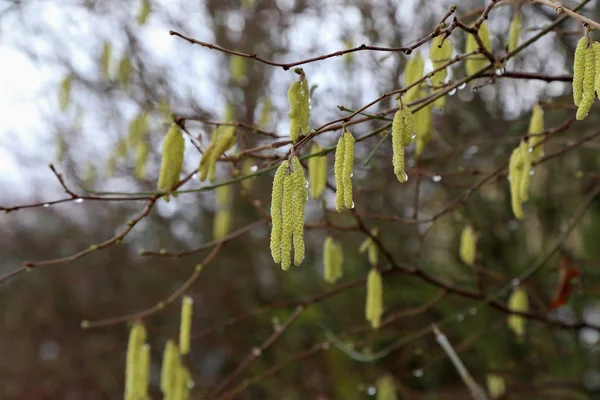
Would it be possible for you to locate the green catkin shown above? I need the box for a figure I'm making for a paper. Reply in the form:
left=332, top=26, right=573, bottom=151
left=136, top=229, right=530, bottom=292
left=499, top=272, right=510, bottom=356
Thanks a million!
left=125, top=322, right=146, bottom=400
left=179, top=296, right=193, bottom=355
left=157, top=124, right=185, bottom=200
left=401, top=104, right=415, bottom=146
left=414, top=99, right=433, bottom=157
left=576, top=42, right=595, bottom=120
left=209, top=126, right=236, bottom=182
left=366, top=268, right=383, bottom=329
left=291, top=156, right=307, bottom=266
left=161, top=340, right=179, bottom=397
left=308, top=143, right=327, bottom=199
left=342, top=130, right=355, bottom=210
left=508, top=286, right=528, bottom=339
left=507, top=12, right=522, bottom=52
left=487, top=374, right=507, bottom=399
left=173, top=365, right=191, bottom=400
left=573, top=37, right=588, bottom=107
left=594, top=42, right=600, bottom=96
left=465, top=21, right=492, bottom=76
left=100, top=42, right=111, bottom=79
left=324, top=236, right=343, bottom=283
left=137, top=0, right=151, bottom=25
left=119, top=56, right=133, bottom=89
left=198, top=127, right=222, bottom=181
left=258, top=96, right=272, bottom=127
left=288, top=75, right=310, bottom=141
left=404, top=53, right=425, bottom=104
left=280, top=173, right=294, bottom=270
left=459, top=225, right=477, bottom=266
left=270, top=161, right=288, bottom=264
left=429, top=36, right=453, bottom=109
left=135, top=142, right=149, bottom=180
left=359, top=229, right=379, bottom=266
left=59, top=75, right=72, bottom=112
left=376, top=375, right=397, bottom=400
left=134, top=344, right=150, bottom=399
left=334, top=133, right=346, bottom=211
left=528, top=104, right=544, bottom=161
left=519, top=140, right=532, bottom=202
left=509, top=146, right=524, bottom=219
left=392, top=112, right=408, bottom=183
left=214, top=185, right=232, bottom=240
left=230, top=55, right=247, bottom=83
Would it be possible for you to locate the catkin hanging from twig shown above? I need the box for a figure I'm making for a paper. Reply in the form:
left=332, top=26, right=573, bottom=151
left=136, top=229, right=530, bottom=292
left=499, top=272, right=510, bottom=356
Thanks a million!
left=158, top=124, right=185, bottom=201
left=323, top=236, right=343, bottom=283
left=508, top=286, right=528, bottom=340
left=308, top=143, right=327, bottom=199
left=125, top=322, right=147, bottom=400
left=334, top=129, right=355, bottom=211
left=465, top=21, right=491, bottom=76
left=179, top=296, right=193, bottom=355
left=288, top=70, right=310, bottom=142
left=459, top=225, right=477, bottom=266
left=366, top=268, right=383, bottom=329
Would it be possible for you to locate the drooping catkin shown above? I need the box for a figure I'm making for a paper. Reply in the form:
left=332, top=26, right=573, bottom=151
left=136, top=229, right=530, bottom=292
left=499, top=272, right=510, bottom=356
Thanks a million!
left=280, top=173, right=294, bottom=270
left=179, top=296, right=193, bottom=355
left=134, top=344, right=150, bottom=399
left=465, top=21, right=491, bottom=76
left=118, top=56, right=132, bottom=89
left=392, top=102, right=412, bottom=183
left=576, top=40, right=596, bottom=120
left=288, top=73, right=310, bottom=141
left=157, top=124, right=185, bottom=200
left=508, top=286, right=528, bottom=340
left=519, top=140, right=532, bottom=202
left=323, top=236, right=343, bottom=283
left=291, top=156, right=307, bottom=266
left=59, top=75, right=72, bottom=112
left=487, top=374, right=506, bottom=399
left=173, top=365, right=191, bottom=400
left=359, top=228, right=379, bottom=267
left=429, top=36, right=453, bottom=109
left=198, top=126, right=237, bottom=182
left=308, top=143, right=327, bottom=199
left=125, top=322, right=147, bottom=400
left=137, top=0, right=151, bottom=25
left=342, top=130, right=355, bottom=209
left=334, top=133, right=346, bottom=211
left=160, top=340, right=179, bottom=397
left=594, top=42, right=600, bottom=96
left=459, top=225, right=477, bottom=266
left=414, top=98, right=433, bottom=157
left=366, top=268, right=383, bottom=329
left=573, top=37, right=588, bottom=107
left=100, top=41, right=111, bottom=79
left=404, top=53, right=425, bottom=104
left=528, top=104, right=544, bottom=161
left=508, top=145, right=524, bottom=220
left=214, top=185, right=232, bottom=240
left=135, top=142, right=149, bottom=180
left=507, top=12, right=522, bottom=52
left=270, top=161, right=289, bottom=264
left=376, top=375, right=397, bottom=400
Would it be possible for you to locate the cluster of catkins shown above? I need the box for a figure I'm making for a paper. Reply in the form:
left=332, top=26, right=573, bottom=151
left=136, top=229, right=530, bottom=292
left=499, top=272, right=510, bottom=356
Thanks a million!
left=573, top=36, right=600, bottom=120
left=124, top=296, right=194, bottom=400
left=269, top=157, right=307, bottom=271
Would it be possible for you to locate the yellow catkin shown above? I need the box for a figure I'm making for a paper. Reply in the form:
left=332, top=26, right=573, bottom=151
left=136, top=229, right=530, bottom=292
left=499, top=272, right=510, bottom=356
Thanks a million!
left=137, top=0, right=151, bottom=25
left=258, top=96, right=272, bottom=127
left=270, top=161, right=289, bottom=264
left=59, top=75, right=72, bottom=112
left=199, top=127, right=221, bottom=181
left=401, top=104, right=415, bottom=147
left=210, top=126, right=236, bottom=182
left=404, top=53, right=425, bottom=104
left=230, top=55, right=247, bottom=83
left=465, top=21, right=491, bottom=76
left=291, top=156, right=307, bottom=266
left=594, top=42, right=600, bottom=96
left=119, top=56, right=132, bottom=89
left=214, top=185, right=232, bottom=240
left=359, top=229, right=379, bottom=266
left=334, top=133, right=346, bottom=211
left=376, top=375, right=397, bottom=400
left=128, top=112, right=148, bottom=147
left=179, top=296, right=193, bottom=355
left=528, top=104, right=544, bottom=161
left=342, top=130, right=355, bottom=210
left=161, top=340, right=179, bottom=397
left=100, top=41, right=111, bottom=79
left=366, top=268, right=383, bottom=329
left=576, top=42, right=595, bottom=120
left=280, top=173, right=294, bottom=270
left=288, top=74, right=310, bottom=141
left=459, top=225, right=477, bottom=266
left=429, top=36, right=453, bottom=108
left=299, top=76, right=310, bottom=134
left=135, top=141, right=149, bottom=180
left=125, top=322, right=147, bottom=400
left=392, top=115, right=408, bottom=183
left=414, top=99, right=433, bottom=157
left=508, top=286, right=528, bottom=339
left=519, top=140, right=532, bottom=202
left=308, top=143, right=327, bottom=199
left=573, top=37, right=588, bottom=106
left=324, top=236, right=343, bottom=283
left=507, top=12, right=522, bottom=52
left=487, top=374, right=506, bottom=399
left=239, top=158, right=256, bottom=192
left=173, top=365, right=191, bottom=400
left=157, top=124, right=185, bottom=200
left=134, top=344, right=150, bottom=399
left=508, top=146, right=524, bottom=219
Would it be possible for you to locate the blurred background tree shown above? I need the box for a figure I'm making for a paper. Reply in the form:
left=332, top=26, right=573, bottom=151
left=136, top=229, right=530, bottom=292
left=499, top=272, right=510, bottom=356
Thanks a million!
left=1, top=0, right=600, bottom=399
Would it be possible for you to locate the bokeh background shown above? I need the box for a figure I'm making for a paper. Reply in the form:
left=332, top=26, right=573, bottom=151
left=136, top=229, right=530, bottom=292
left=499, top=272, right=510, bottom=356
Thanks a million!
left=1, top=0, right=600, bottom=399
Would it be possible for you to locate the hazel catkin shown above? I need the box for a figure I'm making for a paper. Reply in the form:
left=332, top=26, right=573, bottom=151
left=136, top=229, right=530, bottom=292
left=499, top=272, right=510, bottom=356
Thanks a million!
left=280, top=173, right=294, bottom=270
left=528, top=104, right=544, bottom=161
left=404, top=53, right=425, bottom=104
left=576, top=41, right=596, bottom=120
left=459, top=225, right=477, bottom=266
left=125, top=322, right=147, bottom=400
left=308, top=143, right=327, bottom=199
left=160, top=340, right=179, bottom=397
left=573, top=37, right=588, bottom=107
left=508, top=286, right=529, bottom=340
left=288, top=73, right=310, bottom=141
left=157, top=124, right=185, bottom=201
left=334, top=129, right=355, bottom=211
left=291, top=156, right=307, bottom=266
left=465, top=21, right=491, bottom=76
left=179, top=296, right=193, bottom=355
left=366, top=268, right=383, bottom=329
left=270, top=161, right=289, bottom=264
left=507, top=12, right=522, bottom=52
left=323, top=236, right=343, bottom=283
